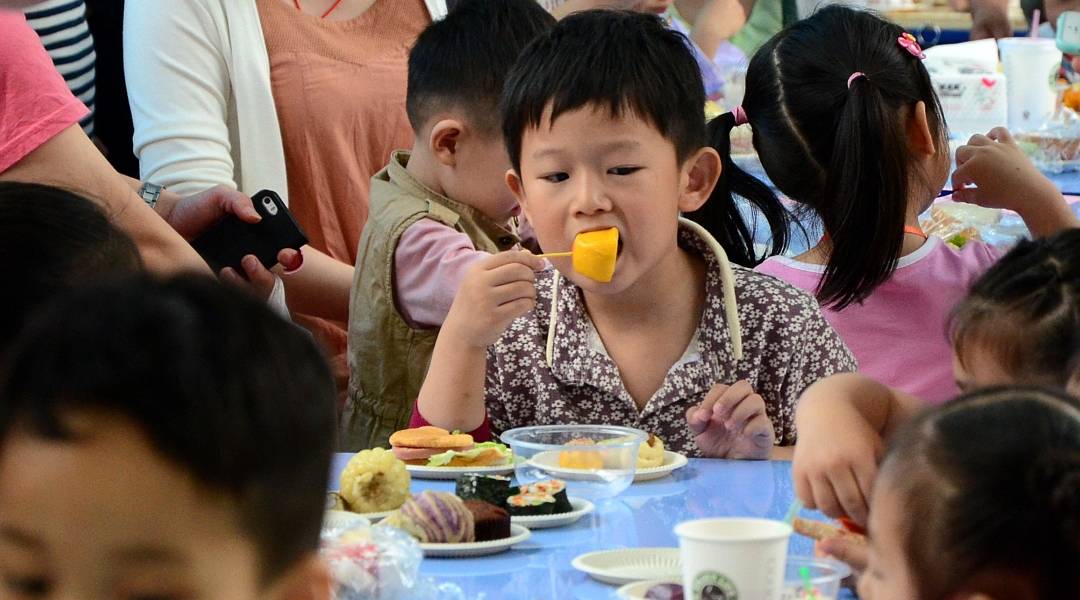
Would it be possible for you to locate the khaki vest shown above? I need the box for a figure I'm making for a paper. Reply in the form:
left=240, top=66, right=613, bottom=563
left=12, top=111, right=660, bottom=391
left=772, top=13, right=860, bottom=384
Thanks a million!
left=341, top=151, right=519, bottom=450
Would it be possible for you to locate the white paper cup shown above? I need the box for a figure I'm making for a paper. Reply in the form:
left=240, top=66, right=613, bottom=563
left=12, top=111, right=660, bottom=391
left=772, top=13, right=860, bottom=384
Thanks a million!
left=998, top=37, right=1062, bottom=132
left=674, top=518, right=791, bottom=600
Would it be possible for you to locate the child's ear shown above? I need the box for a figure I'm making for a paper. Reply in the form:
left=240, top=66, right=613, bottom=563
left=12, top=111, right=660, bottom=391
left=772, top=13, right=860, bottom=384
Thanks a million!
left=677, top=146, right=722, bottom=213
left=429, top=119, right=465, bottom=167
left=506, top=168, right=531, bottom=219
left=907, top=101, right=937, bottom=159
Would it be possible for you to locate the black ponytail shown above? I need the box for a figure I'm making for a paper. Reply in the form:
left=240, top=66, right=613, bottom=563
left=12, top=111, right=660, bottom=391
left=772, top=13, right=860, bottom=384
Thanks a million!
left=684, top=112, right=791, bottom=267
left=743, top=5, right=947, bottom=308
left=817, top=76, right=909, bottom=308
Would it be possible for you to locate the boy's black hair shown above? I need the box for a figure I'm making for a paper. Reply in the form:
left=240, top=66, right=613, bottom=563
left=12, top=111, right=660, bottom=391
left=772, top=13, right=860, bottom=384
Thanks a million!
left=0, top=275, right=337, bottom=584
left=883, top=386, right=1080, bottom=597
left=743, top=5, right=948, bottom=307
left=0, top=181, right=142, bottom=352
left=950, top=228, right=1080, bottom=388
left=407, top=0, right=555, bottom=136
left=501, top=9, right=790, bottom=267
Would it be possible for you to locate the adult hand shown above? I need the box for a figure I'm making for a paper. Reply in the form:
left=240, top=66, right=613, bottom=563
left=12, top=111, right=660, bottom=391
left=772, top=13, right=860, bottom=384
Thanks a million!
left=686, top=380, right=775, bottom=460
left=155, top=185, right=260, bottom=240
left=220, top=250, right=303, bottom=301
left=968, top=0, right=1013, bottom=40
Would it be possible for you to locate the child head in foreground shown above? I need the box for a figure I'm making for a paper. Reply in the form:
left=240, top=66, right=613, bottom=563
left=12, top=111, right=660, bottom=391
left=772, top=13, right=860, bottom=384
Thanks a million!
left=405, top=0, right=555, bottom=224
left=950, top=227, right=1080, bottom=394
left=861, top=386, right=1080, bottom=599
left=0, top=275, right=337, bottom=600
left=0, top=181, right=142, bottom=356
left=501, top=8, right=789, bottom=271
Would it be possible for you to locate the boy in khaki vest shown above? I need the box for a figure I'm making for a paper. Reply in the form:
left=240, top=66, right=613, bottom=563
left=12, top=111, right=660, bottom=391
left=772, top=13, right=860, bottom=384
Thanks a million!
left=342, top=0, right=555, bottom=450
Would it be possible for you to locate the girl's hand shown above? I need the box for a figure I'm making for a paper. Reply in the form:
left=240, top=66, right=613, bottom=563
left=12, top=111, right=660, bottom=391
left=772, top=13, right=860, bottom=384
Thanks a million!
left=818, top=537, right=868, bottom=577
left=442, top=250, right=545, bottom=350
left=686, top=380, right=775, bottom=460
left=792, top=400, right=881, bottom=526
left=951, top=128, right=1062, bottom=214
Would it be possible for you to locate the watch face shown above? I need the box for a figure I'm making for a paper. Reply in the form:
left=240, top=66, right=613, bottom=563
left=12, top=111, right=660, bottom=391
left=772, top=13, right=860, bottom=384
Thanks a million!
left=140, top=183, right=162, bottom=207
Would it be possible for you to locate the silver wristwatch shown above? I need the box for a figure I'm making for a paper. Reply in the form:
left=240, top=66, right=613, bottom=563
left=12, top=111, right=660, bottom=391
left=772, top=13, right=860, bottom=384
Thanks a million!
left=138, top=182, right=165, bottom=209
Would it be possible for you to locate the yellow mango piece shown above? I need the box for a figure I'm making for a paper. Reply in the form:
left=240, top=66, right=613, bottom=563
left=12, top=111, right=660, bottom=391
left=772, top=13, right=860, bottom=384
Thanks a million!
left=572, top=228, right=619, bottom=282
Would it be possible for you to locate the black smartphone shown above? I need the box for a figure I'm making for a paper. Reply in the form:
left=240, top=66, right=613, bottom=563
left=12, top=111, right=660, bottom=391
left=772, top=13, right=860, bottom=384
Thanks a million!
left=191, top=189, right=308, bottom=274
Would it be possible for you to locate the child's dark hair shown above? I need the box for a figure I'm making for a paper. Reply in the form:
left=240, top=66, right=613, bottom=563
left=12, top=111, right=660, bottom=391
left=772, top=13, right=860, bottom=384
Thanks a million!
left=881, top=386, right=1080, bottom=597
left=501, top=9, right=790, bottom=267
left=743, top=6, right=947, bottom=307
left=0, top=275, right=337, bottom=584
left=0, top=181, right=142, bottom=351
left=406, top=0, right=555, bottom=136
left=950, top=229, right=1080, bottom=389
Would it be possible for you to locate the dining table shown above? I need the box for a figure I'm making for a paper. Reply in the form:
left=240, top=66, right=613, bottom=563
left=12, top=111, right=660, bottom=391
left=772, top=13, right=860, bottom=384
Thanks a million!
left=329, top=453, right=855, bottom=600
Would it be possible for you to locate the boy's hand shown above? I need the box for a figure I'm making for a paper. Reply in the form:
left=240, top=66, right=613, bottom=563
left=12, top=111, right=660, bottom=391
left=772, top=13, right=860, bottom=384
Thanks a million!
left=792, top=403, right=881, bottom=525
left=686, top=380, right=775, bottom=460
left=442, top=250, right=545, bottom=350
left=951, top=127, right=1061, bottom=213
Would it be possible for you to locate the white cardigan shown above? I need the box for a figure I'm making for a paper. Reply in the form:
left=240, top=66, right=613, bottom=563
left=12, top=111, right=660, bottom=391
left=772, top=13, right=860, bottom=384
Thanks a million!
left=124, top=0, right=448, bottom=203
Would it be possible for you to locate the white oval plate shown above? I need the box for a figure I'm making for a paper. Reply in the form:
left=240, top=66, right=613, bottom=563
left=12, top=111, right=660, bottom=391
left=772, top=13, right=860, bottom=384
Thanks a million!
left=511, top=497, right=594, bottom=529
left=405, top=463, right=515, bottom=480
left=617, top=578, right=682, bottom=600
left=527, top=451, right=688, bottom=482
left=571, top=547, right=682, bottom=585
left=420, top=523, right=531, bottom=557
left=633, top=451, right=689, bottom=482
left=325, top=491, right=400, bottom=522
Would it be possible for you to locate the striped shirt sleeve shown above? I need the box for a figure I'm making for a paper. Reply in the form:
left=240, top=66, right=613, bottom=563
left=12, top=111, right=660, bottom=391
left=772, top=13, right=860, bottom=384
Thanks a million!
left=23, top=0, right=95, bottom=135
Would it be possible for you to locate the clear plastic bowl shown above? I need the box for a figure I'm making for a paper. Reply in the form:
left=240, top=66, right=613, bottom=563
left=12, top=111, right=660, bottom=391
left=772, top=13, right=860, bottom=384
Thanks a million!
left=500, top=425, right=647, bottom=500
left=780, top=556, right=851, bottom=600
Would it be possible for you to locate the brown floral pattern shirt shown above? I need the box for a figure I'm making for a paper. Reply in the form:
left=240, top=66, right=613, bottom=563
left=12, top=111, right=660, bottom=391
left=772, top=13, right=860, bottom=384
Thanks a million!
left=484, top=225, right=857, bottom=456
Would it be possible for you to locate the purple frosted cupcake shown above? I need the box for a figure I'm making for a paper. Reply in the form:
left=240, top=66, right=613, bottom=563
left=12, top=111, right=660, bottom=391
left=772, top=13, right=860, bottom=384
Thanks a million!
left=387, top=491, right=475, bottom=543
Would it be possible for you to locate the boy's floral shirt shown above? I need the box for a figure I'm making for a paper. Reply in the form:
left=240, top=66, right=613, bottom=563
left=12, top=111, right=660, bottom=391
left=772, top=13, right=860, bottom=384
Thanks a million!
left=484, top=225, right=857, bottom=456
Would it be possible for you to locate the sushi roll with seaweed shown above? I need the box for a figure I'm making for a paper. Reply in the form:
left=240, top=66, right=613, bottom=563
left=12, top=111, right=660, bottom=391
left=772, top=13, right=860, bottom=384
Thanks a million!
left=520, top=479, right=571, bottom=514
left=506, top=492, right=556, bottom=516
left=456, top=473, right=513, bottom=507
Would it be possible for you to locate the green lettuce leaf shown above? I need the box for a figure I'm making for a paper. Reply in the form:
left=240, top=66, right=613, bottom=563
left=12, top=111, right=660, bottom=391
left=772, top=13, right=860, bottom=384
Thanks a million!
left=425, top=442, right=511, bottom=467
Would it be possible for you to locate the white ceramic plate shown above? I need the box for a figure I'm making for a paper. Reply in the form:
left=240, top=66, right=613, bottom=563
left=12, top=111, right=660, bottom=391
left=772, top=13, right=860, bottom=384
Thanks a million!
left=617, top=578, right=682, bottom=600
left=527, top=451, right=688, bottom=483
left=405, top=463, right=515, bottom=480
left=322, top=510, right=371, bottom=532
left=511, top=497, right=594, bottom=529
left=571, top=548, right=682, bottom=585
left=633, top=451, right=689, bottom=482
left=419, top=523, right=531, bottom=557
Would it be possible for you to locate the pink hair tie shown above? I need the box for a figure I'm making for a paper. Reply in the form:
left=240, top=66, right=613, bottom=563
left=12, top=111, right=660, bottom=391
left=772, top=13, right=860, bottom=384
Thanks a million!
left=732, top=105, right=748, bottom=126
left=847, top=72, right=867, bottom=89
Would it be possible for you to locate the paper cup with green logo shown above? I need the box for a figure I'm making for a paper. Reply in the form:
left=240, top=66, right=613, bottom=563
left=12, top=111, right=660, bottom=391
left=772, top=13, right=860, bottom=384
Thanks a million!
left=674, top=518, right=791, bottom=600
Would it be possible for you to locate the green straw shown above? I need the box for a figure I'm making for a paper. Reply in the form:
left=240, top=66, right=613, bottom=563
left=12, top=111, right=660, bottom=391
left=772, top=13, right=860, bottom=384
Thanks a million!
left=799, top=565, right=817, bottom=600
left=784, top=498, right=803, bottom=525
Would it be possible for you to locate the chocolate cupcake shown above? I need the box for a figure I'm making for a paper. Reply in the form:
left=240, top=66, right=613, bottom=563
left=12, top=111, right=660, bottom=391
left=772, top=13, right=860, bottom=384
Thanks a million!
left=463, top=499, right=511, bottom=541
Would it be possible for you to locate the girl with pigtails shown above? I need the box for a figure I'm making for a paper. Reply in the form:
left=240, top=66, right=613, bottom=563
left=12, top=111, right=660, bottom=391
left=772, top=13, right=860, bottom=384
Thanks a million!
left=734, top=6, right=1077, bottom=403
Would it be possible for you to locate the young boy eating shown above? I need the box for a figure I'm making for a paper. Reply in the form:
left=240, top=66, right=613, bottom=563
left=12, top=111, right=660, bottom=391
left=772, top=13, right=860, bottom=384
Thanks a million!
left=0, top=275, right=337, bottom=599
left=343, top=0, right=556, bottom=451
left=415, top=10, right=856, bottom=458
